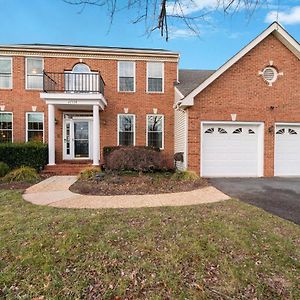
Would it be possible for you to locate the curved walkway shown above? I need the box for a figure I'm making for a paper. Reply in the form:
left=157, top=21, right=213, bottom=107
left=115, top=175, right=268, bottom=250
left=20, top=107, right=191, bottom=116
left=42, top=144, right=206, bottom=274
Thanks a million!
left=23, top=176, right=230, bottom=209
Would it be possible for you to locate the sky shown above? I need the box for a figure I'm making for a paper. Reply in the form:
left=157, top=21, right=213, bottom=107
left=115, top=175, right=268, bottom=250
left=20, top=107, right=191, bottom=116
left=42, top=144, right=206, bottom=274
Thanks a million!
left=0, top=0, right=300, bottom=70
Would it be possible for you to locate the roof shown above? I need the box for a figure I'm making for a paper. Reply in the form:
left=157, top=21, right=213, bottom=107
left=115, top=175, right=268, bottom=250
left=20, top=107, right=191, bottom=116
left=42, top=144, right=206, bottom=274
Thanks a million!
left=0, top=43, right=179, bottom=57
left=176, top=69, right=215, bottom=96
left=179, top=22, right=300, bottom=108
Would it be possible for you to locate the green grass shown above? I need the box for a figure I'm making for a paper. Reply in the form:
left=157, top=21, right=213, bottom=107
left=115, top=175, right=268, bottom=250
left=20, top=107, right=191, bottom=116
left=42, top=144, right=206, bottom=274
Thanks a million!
left=0, top=190, right=299, bottom=299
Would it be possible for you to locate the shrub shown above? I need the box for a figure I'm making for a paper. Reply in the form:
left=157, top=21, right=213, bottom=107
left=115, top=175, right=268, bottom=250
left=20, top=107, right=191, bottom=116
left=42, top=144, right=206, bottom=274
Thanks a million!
left=171, top=170, right=199, bottom=181
left=105, top=146, right=167, bottom=172
left=0, top=162, right=10, bottom=177
left=103, top=146, right=121, bottom=163
left=79, top=166, right=101, bottom=180
left=0, top=142, right=48, bottom=171
left=103, top=146, right=160, bottom=165
left=3, top=166, right=40, bottom=183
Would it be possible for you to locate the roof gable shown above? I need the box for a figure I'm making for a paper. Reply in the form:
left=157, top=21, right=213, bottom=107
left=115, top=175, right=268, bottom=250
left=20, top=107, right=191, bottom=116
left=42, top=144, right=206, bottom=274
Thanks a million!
left=180, top=22, right=300, bottom=108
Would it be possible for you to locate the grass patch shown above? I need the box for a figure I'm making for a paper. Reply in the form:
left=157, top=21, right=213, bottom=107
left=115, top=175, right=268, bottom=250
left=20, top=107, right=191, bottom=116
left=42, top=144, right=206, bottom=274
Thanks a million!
left=0, top=191, right=299, bottom=299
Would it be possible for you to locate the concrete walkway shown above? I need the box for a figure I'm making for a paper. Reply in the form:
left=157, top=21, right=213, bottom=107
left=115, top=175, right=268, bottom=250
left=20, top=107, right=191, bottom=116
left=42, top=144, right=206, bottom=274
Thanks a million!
left=23, top=176, right=230, bottom=209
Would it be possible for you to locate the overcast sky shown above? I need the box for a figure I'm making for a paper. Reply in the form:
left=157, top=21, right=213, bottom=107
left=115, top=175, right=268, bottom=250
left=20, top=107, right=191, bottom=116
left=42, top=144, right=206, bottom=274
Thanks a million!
left=0, top=0, right=300, bottom=69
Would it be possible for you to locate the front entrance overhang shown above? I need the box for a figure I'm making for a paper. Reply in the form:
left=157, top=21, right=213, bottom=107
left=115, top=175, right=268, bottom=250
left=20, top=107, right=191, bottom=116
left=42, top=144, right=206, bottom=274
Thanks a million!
left=40, top=92, right=107, bottom=110
left=40, top=92, right=104, bottom=166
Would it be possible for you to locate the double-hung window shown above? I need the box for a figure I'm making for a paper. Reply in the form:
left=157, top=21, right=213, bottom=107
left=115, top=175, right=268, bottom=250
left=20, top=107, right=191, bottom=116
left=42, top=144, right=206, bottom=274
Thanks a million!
left=118, top=61, right=135, bottom=92
left=0, top=112, right=13, bottom=143
left=26, top=112, right=44, bottom=142
left=0, top=57, right=12, bottom=89
left=147, top=115, right=164, bottom=149
left=147, top=62, right=164, bottom=93
left=118, top=114, right=135, bottom=146
left=26, top=57, right=44, bottom=90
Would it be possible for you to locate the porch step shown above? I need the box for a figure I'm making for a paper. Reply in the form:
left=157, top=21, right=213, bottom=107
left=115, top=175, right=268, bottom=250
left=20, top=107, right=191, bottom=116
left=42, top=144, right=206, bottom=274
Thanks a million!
left=41, top=163, right=93, bottom=175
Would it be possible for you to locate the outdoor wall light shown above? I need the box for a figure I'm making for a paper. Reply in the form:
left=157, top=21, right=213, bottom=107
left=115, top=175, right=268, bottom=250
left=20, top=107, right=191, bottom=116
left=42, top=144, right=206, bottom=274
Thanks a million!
left=0, top=105, right=5, bottom=111
left=124, top=108, right=129, bottom=114
left=268, top=125, right=274, bottom=133
left=32, top=106, right=37, bottom=112
left=153, top=108, right=158, bottom=114
left=231, top=113, right=237, bottom=121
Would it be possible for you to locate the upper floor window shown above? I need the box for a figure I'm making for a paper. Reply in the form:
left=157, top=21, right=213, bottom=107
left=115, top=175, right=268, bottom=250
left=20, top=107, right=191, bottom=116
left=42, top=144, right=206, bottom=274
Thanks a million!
left=73, top=63, right=90, bottom=73
left=0, top=57, right=12, bottom=89
left=147, top=62, right=164, bottom=93
left=0, top=112, right=13, bottom=143
left=26, top=57, right=44, bottom=90
left=26, top=112, right=44, bottom=142
left=147, top=115, right=164, bottom=149
left=118, top=114, right=135, bottom=146
left=118, top=61, right=135, bottom=92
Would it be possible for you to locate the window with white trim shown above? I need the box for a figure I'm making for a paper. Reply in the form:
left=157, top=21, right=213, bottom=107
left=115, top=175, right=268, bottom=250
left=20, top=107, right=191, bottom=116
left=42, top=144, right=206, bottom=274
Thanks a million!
left=0, top=112, right=12, bottom=143
left=147, top=115, right=164, bottom=149
left=0, top=57, right=12, bottom=89
left=118, top=114, right=135, bottom=146
left=118, top=61, right=135, bottom=92
left=147, top=62, right=163, bottom=92
left=26, top=112, right=44, bottom=142
left=26, top=57, right=44, bottom=90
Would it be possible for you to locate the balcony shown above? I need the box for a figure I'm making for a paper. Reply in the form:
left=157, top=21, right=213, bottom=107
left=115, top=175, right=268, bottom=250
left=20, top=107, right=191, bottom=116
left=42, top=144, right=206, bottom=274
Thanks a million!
left=43, top=71, right=105, bottom=95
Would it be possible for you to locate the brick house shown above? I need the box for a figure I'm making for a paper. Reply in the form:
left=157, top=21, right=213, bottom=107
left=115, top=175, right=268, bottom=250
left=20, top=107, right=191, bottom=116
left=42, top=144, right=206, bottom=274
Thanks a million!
left=1, top=22, right=300, bottom=177
left=0, top=44, right=178, bottom=173
left=175, top=22, right=300, bottom=177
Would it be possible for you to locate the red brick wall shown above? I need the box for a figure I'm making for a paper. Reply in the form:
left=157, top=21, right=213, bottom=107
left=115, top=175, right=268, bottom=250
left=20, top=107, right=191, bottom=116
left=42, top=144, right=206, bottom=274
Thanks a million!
left=188, top=34, right=300, bottom=176
left=0, top=55, right=177, bottom=165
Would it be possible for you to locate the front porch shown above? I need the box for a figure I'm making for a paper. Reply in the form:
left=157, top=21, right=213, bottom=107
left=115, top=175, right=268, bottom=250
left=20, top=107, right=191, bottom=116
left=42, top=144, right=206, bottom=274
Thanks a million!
left=40, top=71, right=107, bottom=167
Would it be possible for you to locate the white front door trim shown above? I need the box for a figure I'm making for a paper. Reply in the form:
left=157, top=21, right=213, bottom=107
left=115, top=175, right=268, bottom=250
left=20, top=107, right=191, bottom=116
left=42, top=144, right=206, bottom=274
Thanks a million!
left=200, top=121, right=264, bottom=177
left=63, top=114, right=93, bottom=161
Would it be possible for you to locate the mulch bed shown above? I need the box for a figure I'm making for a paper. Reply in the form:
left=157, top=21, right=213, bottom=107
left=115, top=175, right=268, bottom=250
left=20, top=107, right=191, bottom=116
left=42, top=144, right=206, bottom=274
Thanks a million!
left=0, top=175, right=50, bottom=191
left=70, top=172, right=208, bottom=196
left=0, top=182, right=33, bottom=190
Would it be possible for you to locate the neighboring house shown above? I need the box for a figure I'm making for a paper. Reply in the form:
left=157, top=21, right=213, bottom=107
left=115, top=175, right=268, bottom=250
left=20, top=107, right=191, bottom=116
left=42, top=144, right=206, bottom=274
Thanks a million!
left=1, top=22, right=300, bottom=177
left=175, top=22, right=300, bottom=177
left=0, top=44, right=179, bottom=172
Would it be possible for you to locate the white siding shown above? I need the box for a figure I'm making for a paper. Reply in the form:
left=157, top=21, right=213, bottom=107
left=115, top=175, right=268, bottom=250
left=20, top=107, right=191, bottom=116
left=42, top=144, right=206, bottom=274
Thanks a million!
left=174, top=108, right=187, bottom=171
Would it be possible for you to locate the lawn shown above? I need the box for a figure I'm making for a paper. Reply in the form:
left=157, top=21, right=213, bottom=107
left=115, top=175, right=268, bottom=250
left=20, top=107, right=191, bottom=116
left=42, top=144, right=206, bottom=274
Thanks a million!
left=0, top=190, right=299, bottom=299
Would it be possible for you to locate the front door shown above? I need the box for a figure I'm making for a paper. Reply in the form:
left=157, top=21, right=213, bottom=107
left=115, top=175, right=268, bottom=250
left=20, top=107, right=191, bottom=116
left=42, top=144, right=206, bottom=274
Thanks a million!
left=74, top=121, right=89, bottom=158
left=63, top=116, right=93, bottom=160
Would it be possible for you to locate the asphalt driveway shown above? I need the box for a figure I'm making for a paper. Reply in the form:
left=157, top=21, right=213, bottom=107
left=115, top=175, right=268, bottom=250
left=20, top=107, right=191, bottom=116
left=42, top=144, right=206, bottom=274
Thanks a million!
left=210, top=178, right=300, bottom=225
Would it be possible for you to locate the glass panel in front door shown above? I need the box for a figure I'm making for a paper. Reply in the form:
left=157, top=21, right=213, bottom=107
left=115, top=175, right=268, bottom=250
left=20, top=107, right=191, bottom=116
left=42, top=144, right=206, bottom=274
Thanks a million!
left=74, top=121, right=89, bottom=158
left=65, top=122, right=70, bottom=155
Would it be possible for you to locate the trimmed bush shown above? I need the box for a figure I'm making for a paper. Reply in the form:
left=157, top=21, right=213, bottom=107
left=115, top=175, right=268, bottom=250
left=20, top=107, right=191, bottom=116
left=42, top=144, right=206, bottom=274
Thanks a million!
left=171, top=170, right=199, bottom=181
left=0, top=162, right=10, bottom=177
left=105, top=146, right=167, bottom=172
left=3, top=166, right=40, bottom=183
left=103, top=146, right=160, bottom=165
left=79, top=167, right=101, bottom=180
left=0, top=142, right=48, bottom=171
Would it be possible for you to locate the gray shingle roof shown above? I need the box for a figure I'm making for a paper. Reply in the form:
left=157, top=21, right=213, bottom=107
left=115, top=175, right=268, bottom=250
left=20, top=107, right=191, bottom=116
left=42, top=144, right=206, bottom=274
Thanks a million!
left=176, top=69, right=215, bottom=97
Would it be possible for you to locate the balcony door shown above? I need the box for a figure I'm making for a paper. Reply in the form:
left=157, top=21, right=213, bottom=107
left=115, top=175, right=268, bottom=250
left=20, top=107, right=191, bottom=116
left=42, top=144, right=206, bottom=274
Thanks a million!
left=63, top=114, right=93, bottom=160
left=64, top=63, right=99, bottom=93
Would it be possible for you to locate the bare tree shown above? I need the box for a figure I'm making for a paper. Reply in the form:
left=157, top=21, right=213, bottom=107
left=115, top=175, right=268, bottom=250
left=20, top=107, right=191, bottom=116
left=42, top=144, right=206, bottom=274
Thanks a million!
left=63, top=0, right=265, bottom=41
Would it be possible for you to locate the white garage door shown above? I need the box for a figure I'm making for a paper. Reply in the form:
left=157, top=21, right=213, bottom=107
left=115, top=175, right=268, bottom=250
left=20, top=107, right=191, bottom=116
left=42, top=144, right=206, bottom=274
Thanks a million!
left=201, top=123, right=263, bottom=177
left=275, top=124, right=300, bottom=176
